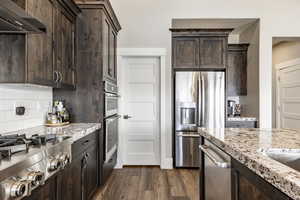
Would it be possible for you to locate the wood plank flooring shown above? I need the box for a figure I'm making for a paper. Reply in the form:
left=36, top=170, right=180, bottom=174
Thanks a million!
left=93, top=167, right=199, bottom=200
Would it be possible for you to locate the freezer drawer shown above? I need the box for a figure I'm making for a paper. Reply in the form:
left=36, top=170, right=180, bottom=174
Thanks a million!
left=175, top=132, right=200, bottom=168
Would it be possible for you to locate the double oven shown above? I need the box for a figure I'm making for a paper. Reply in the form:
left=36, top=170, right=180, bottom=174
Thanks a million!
left=103, top=81, right=120, bottom=183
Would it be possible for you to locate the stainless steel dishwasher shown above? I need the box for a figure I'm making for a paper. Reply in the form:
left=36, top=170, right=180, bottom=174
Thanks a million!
left=199, top=139, right=231, bottom=200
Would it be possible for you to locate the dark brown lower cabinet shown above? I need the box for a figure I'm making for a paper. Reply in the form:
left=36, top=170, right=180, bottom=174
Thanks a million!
left=25, top=132, right=99, bottom=200
left=23, top=174, right=57, bottom=200
left=231, top=159, right=291, bottom=200
left=61, top=135, right=98, bottom=200
left=85, top=145, right=98, bottom=200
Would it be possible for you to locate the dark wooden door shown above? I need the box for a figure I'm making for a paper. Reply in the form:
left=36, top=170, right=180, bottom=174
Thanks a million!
left=60, top=165, right=73, bottom=200
left=102, top=14, right=111, bottom=81
left=86, top=145, right=98, bottom=200
left=199, top=37, right=227, bottom=69
left=173, top=37, right=200, bottom=69
left=60, top=10, right=75, bottom=88
left=227, top=44, right=249, bottom=96
left=54, top=2, right=76, bottom=89
left=26, top=0, right=54, bottom=86
left=71, top=154, right=84, bottom=200
left=109, top=29, right=117, bottom=82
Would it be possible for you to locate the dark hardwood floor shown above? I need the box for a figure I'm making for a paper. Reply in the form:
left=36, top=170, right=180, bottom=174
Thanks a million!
left=93, top=167, right=199, bottom=200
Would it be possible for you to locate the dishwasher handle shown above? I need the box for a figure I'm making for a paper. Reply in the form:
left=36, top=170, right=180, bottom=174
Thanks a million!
left=199, top=145, right=230, bottom=168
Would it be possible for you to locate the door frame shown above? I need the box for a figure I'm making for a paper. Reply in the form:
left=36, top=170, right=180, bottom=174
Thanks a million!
left=275, top=57, right=300, bottom=128
left=116, top=48, right=171, bottom=169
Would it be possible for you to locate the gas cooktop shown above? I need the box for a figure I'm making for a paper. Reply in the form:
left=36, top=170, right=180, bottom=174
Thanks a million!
left=0, top=133, right=72, bottom=200
left=0, top=133, right=71, bottom=161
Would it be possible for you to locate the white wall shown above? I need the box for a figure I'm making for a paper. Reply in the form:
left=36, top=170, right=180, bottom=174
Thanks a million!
left=110, top=0, right=300, bottom=158
left=239, top=22, right=260, bottom=120
left=0, top=85, right=52, bottom=133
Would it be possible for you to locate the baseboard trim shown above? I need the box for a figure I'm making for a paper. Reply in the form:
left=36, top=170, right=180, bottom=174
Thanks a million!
left=160, top=158, right=173, bottom=169
left=114, top=160, right=123, bottom=169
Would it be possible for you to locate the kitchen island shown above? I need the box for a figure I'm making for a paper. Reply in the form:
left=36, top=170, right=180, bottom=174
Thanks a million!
left=199, top=128, right=300, bottom=200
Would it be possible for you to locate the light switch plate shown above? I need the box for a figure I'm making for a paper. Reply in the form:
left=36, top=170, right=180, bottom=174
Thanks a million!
left=16, top=106, right=26, bottom=116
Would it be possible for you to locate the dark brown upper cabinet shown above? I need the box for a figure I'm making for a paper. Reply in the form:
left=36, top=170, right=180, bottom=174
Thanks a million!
left=0, top=0, right=80, bottom=89
left=53, top=0, right=80, bottom=89
left=171, top=29, right=233, bottom=70
left=76, top=0, right=121, bottom=84
left=227, top=44, right=249, bottom=96
left=199, top=37, right=227, bottom=69
left=172, top=37, right=200, bottom=68
left=102, top=13, right=118, bottom=82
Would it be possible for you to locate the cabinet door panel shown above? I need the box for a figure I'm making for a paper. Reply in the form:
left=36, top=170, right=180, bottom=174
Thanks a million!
left=199, top=37, right=227, bottom=68
left=227, top=44, right=249, bottom=96
left=54, top=3, right=76, bottom=89
left=227, top=50, right=247, bottom=96
left=103, top=16, right=110, bottom=80
left=60, top=12, right=75, bottom=87
left=173, top=38, right=199, bottom=68
left=61, top=166, right=73, bottom=200
left=86, top=145, right=98, bottom=199
left=109, top=29, right=117, bottom=81
left=71, top=155, right=83, bottom=200
left=27, top=0, right=54, bottom=86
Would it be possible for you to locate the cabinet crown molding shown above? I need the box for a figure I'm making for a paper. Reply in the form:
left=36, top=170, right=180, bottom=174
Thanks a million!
left=228, top=43, right=250, bottom=51
left=75, top=0, right=121, bottom=32
left=170, top=28, right=233, bottom=37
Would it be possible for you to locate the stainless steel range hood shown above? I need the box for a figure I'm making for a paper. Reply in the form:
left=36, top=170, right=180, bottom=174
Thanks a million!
left=0, top=0, right=46, bottom=33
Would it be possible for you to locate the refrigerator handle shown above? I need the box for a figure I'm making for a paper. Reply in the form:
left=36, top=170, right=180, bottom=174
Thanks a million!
left=201, top=75, right=206, bottom=127
left=198, top=75, right=201, bottom=127
left=198, top=74, right=203, bottom=127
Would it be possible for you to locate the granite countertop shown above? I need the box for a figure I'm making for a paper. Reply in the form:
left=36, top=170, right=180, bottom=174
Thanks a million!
left=198, top=128, right=300, bottom=200
left=2, top=123, right=102, bottom=142
left=227, top=117, right=257, bottom=121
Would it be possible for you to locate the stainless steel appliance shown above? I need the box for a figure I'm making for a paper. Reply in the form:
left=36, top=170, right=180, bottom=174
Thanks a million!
left=200, top=139, right=231, bottom=200
left=227, top=100, right=236, bottom=117
left=104, top=81, right=119, bottom=118
left=0, top=0, right=46, bottom=33
left=175, top=71, right=225, bottom=168
left=104, top=115, right=120, bottom=164
left=0, top=134, right=72, bottom=200
left=103, top=81, right=120, bottom=183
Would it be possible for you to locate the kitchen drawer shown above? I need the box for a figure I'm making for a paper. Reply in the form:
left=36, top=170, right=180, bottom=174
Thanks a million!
left=226, top=121, right=257, bottom=128
left=72, top=131, right=98, bottom=157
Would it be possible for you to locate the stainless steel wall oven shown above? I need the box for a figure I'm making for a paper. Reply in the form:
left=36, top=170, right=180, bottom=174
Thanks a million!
left=103, top=81, right=120, bottom=183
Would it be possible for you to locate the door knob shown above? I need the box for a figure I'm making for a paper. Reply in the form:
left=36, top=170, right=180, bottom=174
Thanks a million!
left=123, top=115, right=132, bottom=119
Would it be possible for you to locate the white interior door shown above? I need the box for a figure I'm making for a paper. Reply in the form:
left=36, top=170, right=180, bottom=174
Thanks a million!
left=121, top=57, right=160, bottom=165
left=277, top=64, right=300, bottom=128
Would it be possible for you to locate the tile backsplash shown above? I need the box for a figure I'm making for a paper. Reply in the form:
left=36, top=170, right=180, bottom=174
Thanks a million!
left=0, top=85, right=52, bottom=133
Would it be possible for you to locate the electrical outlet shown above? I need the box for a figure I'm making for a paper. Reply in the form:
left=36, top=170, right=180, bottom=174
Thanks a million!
left=16, top=106, right=26, bottom=116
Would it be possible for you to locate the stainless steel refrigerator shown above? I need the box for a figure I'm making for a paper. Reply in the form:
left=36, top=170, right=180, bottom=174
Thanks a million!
left=175, top=71, right=225, bottom=168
